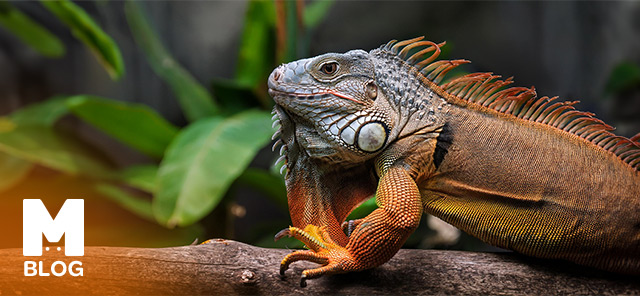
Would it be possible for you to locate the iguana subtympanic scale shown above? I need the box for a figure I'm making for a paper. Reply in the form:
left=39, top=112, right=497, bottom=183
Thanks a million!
left=267, top=36, right=640, bottom=286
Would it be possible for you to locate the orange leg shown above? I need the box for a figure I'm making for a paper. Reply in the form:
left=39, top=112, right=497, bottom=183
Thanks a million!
left=276, top=167, right=423, bottom=286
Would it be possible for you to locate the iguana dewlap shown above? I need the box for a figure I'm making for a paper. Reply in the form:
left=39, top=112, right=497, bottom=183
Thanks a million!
left=267, top=37, right=640, bottom=286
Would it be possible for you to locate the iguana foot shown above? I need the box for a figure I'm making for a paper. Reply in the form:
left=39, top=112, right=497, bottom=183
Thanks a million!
left=274, top=225, right=357, bottom=287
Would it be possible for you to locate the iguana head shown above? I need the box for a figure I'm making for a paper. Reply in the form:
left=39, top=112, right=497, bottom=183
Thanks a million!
left=268, top=38, right=449, bottom=244
left=268, top=50, right=395, bottom=164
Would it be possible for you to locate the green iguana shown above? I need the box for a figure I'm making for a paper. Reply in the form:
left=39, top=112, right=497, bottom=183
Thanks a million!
left=267, top=36, right=640, bottom=286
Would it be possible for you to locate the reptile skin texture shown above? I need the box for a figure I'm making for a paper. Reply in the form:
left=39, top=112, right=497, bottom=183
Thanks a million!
left=268, top=37, right=640, bottom=285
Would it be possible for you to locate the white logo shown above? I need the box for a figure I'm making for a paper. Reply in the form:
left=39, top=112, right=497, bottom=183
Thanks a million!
left=23, top=199, right=84, bottom=277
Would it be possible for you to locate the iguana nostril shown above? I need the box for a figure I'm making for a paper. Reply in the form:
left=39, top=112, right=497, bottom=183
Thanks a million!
left=268, top=67, right=285, bottom=90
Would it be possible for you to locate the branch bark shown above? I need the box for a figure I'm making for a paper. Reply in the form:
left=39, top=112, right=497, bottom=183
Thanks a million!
left=1, top=240, right=638, bottom=295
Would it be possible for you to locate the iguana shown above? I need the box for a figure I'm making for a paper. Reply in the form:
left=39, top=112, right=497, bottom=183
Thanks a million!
left=267, top=36, right=640, bottom=286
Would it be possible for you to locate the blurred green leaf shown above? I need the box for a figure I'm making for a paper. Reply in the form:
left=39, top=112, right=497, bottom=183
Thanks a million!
left=10, top=96, right=70, bottom=126
left=235, top=0, right=275, bottom=88
left=66, top=95, right=178, bottom=158
left=154, top=110, right=274, bottom=227
left=119, top=164, right=157, bottom=193
left=41, top=0, right=124, bottom=79
left=211, top=79, right=269, bottom=114
left=605, top=62, right=640, bottom=94
left=0, top=1, right=65, bottom=57
left=0, top=123, right=113, bottom=178
left=281, top=0, right=298, bottom=63
left=96, top=183, right=154, bottom=221
left=236, top=167, right=287, bottom=211
left=0, top=97, right=113, bottom=179
left=0, top=151, right=32, bottom=192
left=125, top=1, right=218, bottom=121
left=346, top=197, right=377, bottom=221
left=303, top=0, right=334, bottom=29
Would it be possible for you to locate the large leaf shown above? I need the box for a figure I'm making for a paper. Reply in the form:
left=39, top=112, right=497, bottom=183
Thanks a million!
left=154, top=110, right=274, bottom=227
left=0, top=97, right=112, bottom=179
left=96, top=183, right=153, bottom=221
left=0, top=151, right=32, bottom=192
left=66, top=95, right=178, bottom=158
left=10, top=96, right=70, bottom=126
left=235, top=0, right=275, bottom=88
left=0, top=97, right=113, bottom=182
left=0, top=1, right=65, bottom=57
left=0, top=123, right=113, bottom=178
left=119, top=164, right=157, bottom=193
left=124, top=1, right=218, bottom=121
left=41, top=0, right=124, bottom=80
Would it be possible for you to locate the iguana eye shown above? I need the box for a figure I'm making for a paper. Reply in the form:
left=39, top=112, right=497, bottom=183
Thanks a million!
left=320, top=62, right=338, bottom=75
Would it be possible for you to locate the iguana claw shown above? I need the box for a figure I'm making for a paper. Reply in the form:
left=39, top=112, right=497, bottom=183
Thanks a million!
left=341, top=219, right=364, bottom=237
left=273, top=228, right=291, bottom=242
left=274, top=225, right=356, bottom=287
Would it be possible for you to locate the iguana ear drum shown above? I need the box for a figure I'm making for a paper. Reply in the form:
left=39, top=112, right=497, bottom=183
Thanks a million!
left=366, top=81, right=377, bottom=100
left=356, top=122, right=388, bottom=152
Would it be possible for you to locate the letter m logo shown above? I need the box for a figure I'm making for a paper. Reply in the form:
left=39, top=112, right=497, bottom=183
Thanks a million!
left=23, top=199, right=84, bottom=256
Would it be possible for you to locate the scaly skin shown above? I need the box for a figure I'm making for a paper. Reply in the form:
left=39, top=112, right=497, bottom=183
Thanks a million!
left=267, top=37, right=640, bottom=285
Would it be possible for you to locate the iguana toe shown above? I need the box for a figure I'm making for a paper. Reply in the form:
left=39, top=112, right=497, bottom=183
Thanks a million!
left=275, top=225, right=358, bottom=286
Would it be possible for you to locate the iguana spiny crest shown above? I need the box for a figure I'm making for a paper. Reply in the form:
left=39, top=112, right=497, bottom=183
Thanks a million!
left=270, top=36, right=640, bottom=174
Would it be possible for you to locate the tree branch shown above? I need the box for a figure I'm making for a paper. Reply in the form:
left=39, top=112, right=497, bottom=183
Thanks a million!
left=1, top=240, right=638, bottom=295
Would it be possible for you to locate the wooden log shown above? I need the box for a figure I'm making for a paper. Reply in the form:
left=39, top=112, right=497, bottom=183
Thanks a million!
left=0, top=239, right=638, bottom=295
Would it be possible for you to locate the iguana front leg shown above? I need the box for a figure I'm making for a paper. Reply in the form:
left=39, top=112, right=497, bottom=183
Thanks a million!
left=277, top=166, right=423, bottom=286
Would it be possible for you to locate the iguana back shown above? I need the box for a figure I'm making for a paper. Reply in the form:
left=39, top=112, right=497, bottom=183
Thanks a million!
left=268, top=37, right=640, bottom=284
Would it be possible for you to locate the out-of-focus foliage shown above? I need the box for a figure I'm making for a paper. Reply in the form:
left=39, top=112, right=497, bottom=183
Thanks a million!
left=0, top=1, right=65, bottom=57
left=96, top=183, right=154, bottom=221
left=235, top=0, right=276, bottom=89
left=605, top=62, right=640, bottom=95
left=0, top=152, right=32, bottom=192
left=303, top=0, right=335, bottom=29
left=154, top=111, right=273, bottom=227
left=118, top=165, right=158, bottom=193
left=41, top=0, right=124, bottom=80
left=0, top=97, right=114, bottom=178
left=0, top=0, right=339, bottom=247
left=67, top=95, right=179, bottom=159
left=237, top=167, right=288, bottom=211
left=124, top=1, right=218, bottom=121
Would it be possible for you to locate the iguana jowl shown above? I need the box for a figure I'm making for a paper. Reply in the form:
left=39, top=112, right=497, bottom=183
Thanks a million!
left=267, top=36, right=640, bottom=285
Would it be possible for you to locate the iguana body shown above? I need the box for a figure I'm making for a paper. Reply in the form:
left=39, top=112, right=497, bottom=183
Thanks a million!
left=267, top=37, right=640, bottom=285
